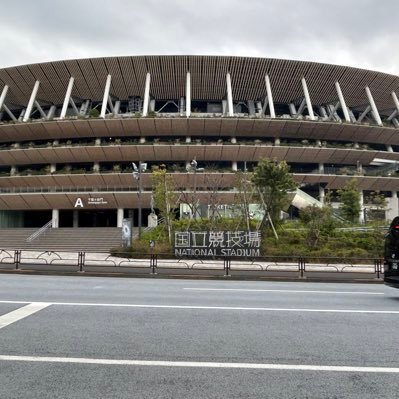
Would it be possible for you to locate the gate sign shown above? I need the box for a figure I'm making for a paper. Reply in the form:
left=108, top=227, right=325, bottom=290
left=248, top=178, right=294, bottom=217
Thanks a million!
left=122, top=218, right=132, bottom=247
left=174, top=231, right=261, bottom=257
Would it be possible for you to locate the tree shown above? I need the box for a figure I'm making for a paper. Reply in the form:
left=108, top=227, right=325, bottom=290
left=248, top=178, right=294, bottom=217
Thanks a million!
left=364, top=191, right=388, bottom=221
left=300, top=205, right=337, bottom=248
left=337, top=179, right=361, bottom=223
left=151, top=168, right=177, bottom=244
left=233, top=170, right=256, bottom=231
left=203, top=174, right=225, bottom=228
left=252, top=158, right=298, bottom=228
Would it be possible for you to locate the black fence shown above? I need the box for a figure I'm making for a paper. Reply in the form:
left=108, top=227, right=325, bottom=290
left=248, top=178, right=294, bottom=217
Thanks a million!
left=0, top=249, right=384, bottom=280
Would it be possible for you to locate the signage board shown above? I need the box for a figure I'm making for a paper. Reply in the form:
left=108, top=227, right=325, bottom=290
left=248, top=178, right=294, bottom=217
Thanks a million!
left=122, top=218, right=132, bottom=247
left=174, top=231, right=261, bottom=257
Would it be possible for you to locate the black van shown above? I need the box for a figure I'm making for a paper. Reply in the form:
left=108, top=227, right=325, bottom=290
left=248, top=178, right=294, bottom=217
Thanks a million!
left=384, top=216, right=399, bottom=288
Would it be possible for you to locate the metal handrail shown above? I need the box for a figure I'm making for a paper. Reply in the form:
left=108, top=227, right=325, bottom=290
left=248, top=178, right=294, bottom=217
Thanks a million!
left=26, top=220, right=53, bottom=243
left=144, top=216, right=166, bottom=232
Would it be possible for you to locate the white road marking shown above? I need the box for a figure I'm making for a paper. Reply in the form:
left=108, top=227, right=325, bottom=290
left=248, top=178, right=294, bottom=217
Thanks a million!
left=0, top=303, right=50, bottom=330
left=183, top=288, right=384, bottom=295
left=0, top=355, right=398, bottom=373
left=0, top=300, right=398, bottom=314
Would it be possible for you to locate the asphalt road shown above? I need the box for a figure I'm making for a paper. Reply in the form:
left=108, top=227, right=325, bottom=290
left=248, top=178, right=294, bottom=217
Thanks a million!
left=0, top=275, right=399, bottom=398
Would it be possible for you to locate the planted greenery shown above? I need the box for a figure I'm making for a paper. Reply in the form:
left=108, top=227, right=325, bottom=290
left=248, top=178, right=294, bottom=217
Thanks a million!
left=110, top=217, right=385, bottom=260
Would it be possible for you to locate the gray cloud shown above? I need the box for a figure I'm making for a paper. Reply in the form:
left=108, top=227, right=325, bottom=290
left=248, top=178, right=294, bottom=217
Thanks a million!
left=1, top=0, right=398, bottom=75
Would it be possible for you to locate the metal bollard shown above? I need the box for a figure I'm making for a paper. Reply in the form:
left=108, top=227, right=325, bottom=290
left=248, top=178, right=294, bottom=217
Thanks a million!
left=78, top=251, right=85, bottom=272
left=150, top=254, right=157, bottom=274
left=224, top=256, right=231, bottom=276
left=14, top=250, right=21, bottom=270
left=298, top=257, right=305, bottom=278
left=374, top=258, right=382, bottom=279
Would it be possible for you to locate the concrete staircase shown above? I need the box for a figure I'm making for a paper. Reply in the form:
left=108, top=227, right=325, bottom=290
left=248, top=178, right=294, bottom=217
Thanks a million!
left=0, top=228, right=122, bottom=252
left=0, top=228, right=37, bottom=250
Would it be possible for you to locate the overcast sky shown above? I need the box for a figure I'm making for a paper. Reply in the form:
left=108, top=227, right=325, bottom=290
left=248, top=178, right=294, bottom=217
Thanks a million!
left=1, top=0, right=398, bottom=75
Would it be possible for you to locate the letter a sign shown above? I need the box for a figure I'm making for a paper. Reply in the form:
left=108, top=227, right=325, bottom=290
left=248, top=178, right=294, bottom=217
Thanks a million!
left=74, top=198, right=84, bottom=208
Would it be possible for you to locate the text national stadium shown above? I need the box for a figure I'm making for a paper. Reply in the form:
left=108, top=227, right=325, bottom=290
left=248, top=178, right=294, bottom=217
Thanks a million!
left=0, top=55, right=399, bottom=234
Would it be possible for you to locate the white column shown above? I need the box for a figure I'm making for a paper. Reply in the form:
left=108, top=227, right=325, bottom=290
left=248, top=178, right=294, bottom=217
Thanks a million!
left=319, top=186, right=325, bottom=204
left=3, top=105, right=17, bottom=122
left=117, top=208, right=124, bottom=228
left=265, top=75, right=276, bottom=118
left=50, top=164, right=56, bottom=174
left=392, top=91, right=399, bottom=114
left=359, top=191, right=365, bottom=223
left=247, top=100, right=256, bottom=116
left=389, top=191, right=399, bottom=221
left=365, top=86, right=382, bottom=126
left=60, top=77, right=74, bottom=119
left=69, top=98, right=79, bottom=115
left=256, top=101, right=262, bottom=115
left=296, top=98, right=307, bottom=116
left=388, top=110, right=398, bottom=121
left=319, top=106, right=328, bottom=119
left=387, top=145, right=393, bottom=152
left=335, top=81, right=350, bottom=123
left=226, top=72, right=234, bottom=117
left=107, top=96, right=115, bottom=114
left=114, top=100, right=121, bottom=115
left=186, top=72, right=191, bottom=117
left=179, top=97, right=185, bottom=115
left=301, top=77, right=314, bottom=120
left=358, top=105, right=371, bottom=123
left=18, top=109, right=26, bottom=122
left=232, top=161, right=238, bottom=171
left=274, top=138, right=280, bottom=146
left=10, top=166, right=17, bottom=176
left=261, top=97, right=269, bottom=116
left=34, top=101, right=47, bottom=118
left=52, top=209, right=59, bottom=228
left=73, top=210, right=79, bottom=228
left=142, top=72, right=151, bottom=117
left=0, top=85, right=9, bottom=112
left=318, top=163, right=324, bottom=173
left=288, top=103, right=297, bottom=117
left=93, top=162, right=100, bottom=173
left=47, top=105, right=56, bottom=120
left=222, top=100, right=227, bottom=115
left=23, top=80, right=40, bottom=122
left=100, top=74, right=112, bottom=119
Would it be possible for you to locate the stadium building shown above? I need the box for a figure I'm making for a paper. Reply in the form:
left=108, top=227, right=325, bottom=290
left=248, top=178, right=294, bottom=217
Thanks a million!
left=0, top=55, right=399, bottom=242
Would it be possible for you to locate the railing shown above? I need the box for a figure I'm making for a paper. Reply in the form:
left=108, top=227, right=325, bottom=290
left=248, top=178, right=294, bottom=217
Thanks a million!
left=0, top=185, right=236, bottom=194
left=0, top=249, right=384, bottom=280
left=143, top=216, right=165, bottom=233
left=25, top=220, right=53, bottom=243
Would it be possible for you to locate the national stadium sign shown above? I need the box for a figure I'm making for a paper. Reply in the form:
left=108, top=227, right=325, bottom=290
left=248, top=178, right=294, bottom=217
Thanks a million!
left=174, top=231, right=261, bottom=257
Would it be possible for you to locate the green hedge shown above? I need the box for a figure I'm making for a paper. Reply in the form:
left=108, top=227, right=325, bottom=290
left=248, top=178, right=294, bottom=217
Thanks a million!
left=110, top=219, right=385, bottom=260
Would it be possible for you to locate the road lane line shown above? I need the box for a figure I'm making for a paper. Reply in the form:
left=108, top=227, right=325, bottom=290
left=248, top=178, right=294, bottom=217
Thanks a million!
left=0, top=303, right=50, bottom=330
left=183, top=288, right=385, bottom=295
left=0, top=300, right=399, bottom=314
left=0, top=355, right=399, bottom=373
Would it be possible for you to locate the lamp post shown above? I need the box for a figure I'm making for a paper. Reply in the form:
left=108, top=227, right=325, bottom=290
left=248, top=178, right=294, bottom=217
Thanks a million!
left=132, top=161, right=147, bottom=239
left=186, top=159, right=204, bottom=219
left=191, top=159, right=197, bottom=219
